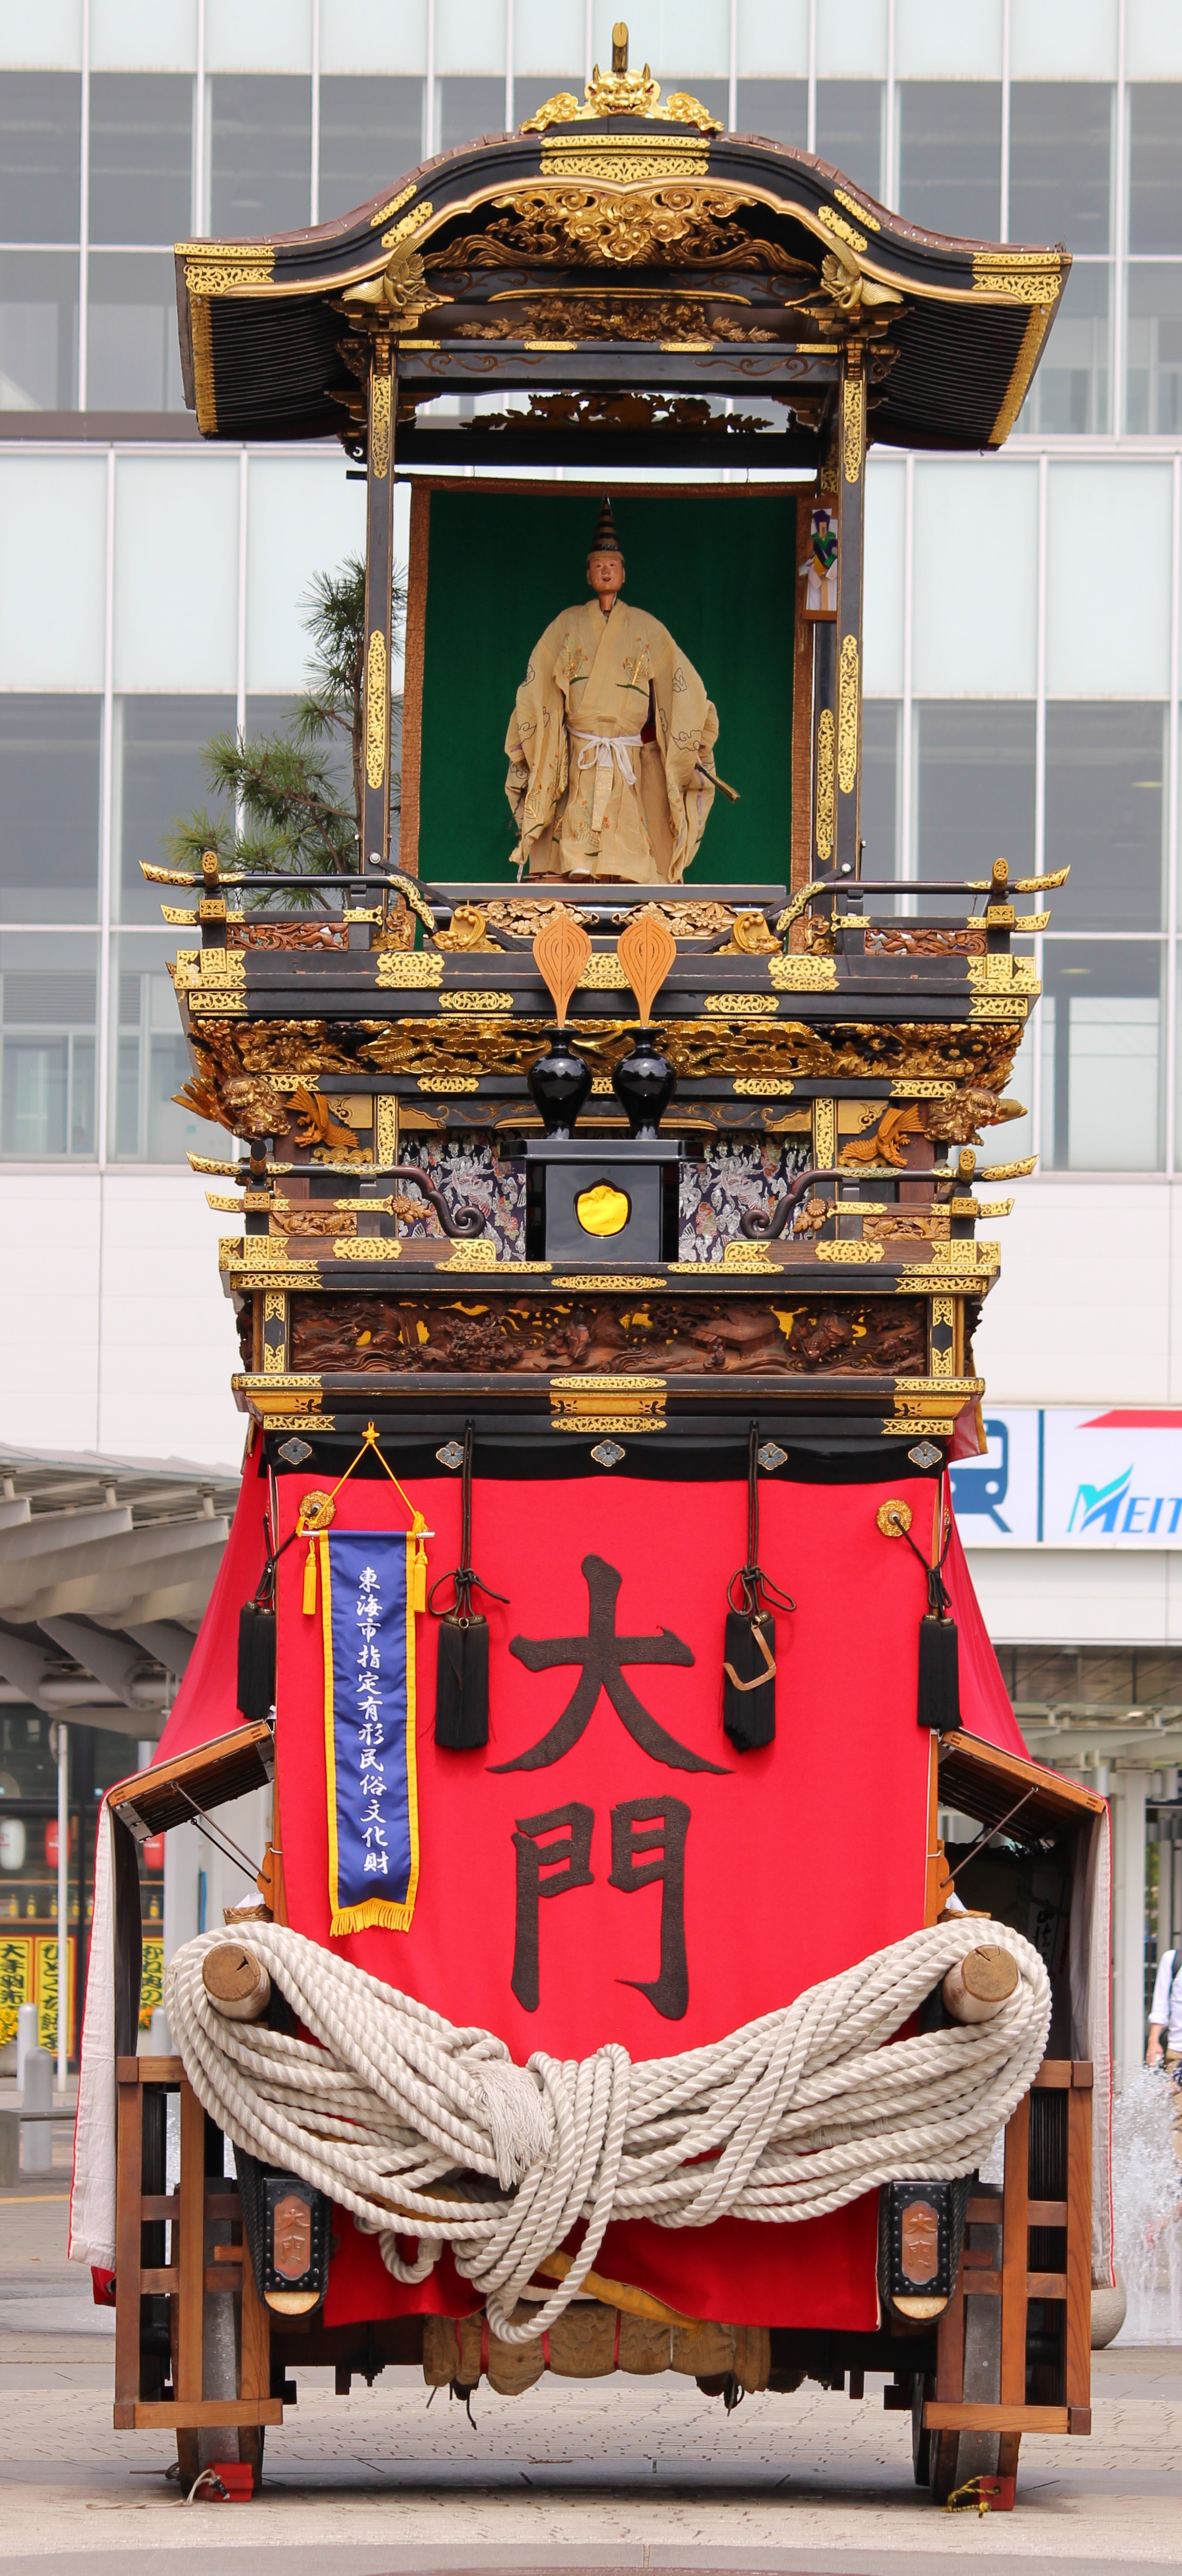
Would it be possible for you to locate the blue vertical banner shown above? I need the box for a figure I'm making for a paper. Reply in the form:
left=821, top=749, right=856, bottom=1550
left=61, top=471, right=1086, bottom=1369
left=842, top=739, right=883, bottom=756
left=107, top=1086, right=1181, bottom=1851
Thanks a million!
left=319, top=1531, right=419, bottom=1935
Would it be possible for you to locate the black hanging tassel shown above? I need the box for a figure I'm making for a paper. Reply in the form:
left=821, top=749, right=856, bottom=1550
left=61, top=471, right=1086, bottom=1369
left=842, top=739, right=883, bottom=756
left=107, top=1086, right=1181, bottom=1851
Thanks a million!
left=723, top=1427, right=795, bottom=1752
left=917, top=1611, right=959, bottom=1733
left=435, top=1616, right=491, bottom=1749
left=237, top=1602, right=276, bottom=1721
left=896, top=1492, right=961, bottom=1734
left=429, top=1423, right=507, bottom=1750
left=236, top=1504, right=299, bottom=1723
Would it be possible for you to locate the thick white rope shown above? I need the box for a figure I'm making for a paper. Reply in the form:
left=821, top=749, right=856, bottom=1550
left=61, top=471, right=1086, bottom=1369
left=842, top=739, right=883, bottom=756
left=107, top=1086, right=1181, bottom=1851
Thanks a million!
left=164, top=1917, right=1050, bottom=2344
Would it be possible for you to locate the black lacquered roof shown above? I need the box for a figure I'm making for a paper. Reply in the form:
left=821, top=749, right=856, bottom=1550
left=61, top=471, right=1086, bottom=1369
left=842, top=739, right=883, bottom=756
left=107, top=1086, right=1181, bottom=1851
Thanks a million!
left=174, top=116, right=1066, bottom=460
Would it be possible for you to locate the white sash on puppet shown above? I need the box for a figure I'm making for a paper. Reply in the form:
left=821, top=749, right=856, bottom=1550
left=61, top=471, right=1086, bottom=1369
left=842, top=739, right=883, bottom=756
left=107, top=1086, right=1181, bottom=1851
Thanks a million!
left=571, top=729, right=644, bottom=834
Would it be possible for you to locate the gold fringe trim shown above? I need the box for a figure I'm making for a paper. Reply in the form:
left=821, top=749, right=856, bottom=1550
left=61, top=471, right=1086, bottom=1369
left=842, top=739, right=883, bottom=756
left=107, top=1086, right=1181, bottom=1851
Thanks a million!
left=330, top=1897, right=416, bottom=1936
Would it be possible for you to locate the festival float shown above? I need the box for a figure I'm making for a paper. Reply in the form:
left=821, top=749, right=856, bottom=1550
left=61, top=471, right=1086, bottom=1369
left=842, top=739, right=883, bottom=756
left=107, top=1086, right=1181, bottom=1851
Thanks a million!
left=68, top=32, right=1112, bottom=2511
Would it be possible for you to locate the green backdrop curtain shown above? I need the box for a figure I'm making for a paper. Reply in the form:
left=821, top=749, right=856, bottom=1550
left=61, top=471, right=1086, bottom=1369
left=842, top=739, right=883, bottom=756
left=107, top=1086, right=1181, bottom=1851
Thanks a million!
left=412, top=484, right=798, bottom=886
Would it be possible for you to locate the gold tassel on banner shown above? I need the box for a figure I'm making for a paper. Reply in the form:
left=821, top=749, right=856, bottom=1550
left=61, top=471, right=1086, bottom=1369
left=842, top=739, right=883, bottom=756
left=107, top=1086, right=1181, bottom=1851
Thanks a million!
left=296, top=1490, right=338, bottom=1614
left=409, top=1519, right=429, bottom=1614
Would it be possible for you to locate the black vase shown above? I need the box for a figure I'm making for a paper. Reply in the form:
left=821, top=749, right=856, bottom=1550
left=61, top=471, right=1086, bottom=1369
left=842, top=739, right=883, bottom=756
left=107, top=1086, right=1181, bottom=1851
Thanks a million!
left=528, top=1027, right=591, bottom=1137
left=612, top=1028, right=677, bottom=1138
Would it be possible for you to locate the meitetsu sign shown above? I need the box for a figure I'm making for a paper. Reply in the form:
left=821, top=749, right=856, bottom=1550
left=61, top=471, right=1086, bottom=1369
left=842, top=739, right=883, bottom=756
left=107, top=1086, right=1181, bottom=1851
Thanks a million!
left=953, top=1411, right=1182, bottom=1546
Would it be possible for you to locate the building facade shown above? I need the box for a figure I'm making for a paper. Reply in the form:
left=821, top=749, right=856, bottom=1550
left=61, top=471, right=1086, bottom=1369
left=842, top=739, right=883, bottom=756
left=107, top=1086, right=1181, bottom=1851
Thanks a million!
left=2, top=0, right=1181, bottom=2070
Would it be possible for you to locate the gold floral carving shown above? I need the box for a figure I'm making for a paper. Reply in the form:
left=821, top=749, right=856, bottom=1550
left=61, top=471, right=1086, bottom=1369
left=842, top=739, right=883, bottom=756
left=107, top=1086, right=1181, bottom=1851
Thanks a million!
left=843, top=374, right=866, bottom=483
left=704, top=992, right=778, bottom=1014
left=375, top=949, right=443, bottom=987
left=180, top=246, right=275, bottom=295
left=445, top=185, right=759, bottom=271
left=437, top=991, right=515, bottom=1013
left=416, top=1074, right=480, bottom=1092
left=539, top=142, right=710, bottom=180
left=968, top=955, right=1038, bottom=990
left=732, top=1078, right=794, bottom=1096
left=370, top=184, right=415, bottom=229
left=365, top=629, right=388, bottom=789
left=837, top=633, right=860, bottom=795
left=970, top=997, right=1030, bottom=1021
left=815, top=1239, right=884, bottom=1263
left=375, top=1097, right=399, bottom=1164
left=379, top=200, right=434, bottom=250
left=834, top=188, right=880, bottom=232
left=262, top=1289, right=287, bottom=1374
left=553, top=1411, right=663, bottom=1432
left=931, top=1293, right=956, bottom=1377
left=819, top=205, right=868, bottom=255
left=769, top=956, right=838, bottom=991
left=720, top=1241, right=778, bottom=1273
left=813, top=1100, right=836, bottom=1166
left=333, top=1238, right=402, bottom=1260
left=814, top=708, right=835, bottom=863
left=369, top=369, right=392, bottom=478
left=972, top=249, right=1061, bottom=306
left=577, top=953, right=630, bottom=990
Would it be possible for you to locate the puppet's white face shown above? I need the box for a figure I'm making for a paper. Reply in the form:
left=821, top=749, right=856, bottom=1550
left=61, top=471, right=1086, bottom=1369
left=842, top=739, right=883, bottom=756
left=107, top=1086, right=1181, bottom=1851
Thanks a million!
left=587, top=552, right=626, bottom=607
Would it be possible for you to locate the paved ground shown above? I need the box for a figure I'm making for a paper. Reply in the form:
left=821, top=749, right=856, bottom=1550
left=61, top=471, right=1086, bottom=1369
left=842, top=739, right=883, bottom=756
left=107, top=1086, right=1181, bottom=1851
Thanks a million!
left=2, top=2186, right=1180, bottom=2576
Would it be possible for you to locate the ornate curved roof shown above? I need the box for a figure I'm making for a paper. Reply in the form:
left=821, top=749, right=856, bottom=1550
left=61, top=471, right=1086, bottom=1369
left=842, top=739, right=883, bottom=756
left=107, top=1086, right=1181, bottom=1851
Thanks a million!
left=173, top=76, right=1066, bottom=466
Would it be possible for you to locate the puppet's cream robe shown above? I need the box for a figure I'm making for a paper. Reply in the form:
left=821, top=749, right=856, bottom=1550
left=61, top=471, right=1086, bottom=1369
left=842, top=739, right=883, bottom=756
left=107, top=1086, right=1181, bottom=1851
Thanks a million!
left=505, top=597, right=719, bottom=881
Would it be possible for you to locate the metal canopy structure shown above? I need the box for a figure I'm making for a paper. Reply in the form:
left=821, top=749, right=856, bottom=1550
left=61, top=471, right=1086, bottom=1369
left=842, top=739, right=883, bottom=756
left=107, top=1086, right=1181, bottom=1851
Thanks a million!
left=0, top=1447, right=237, bottom=1737
left=173, top=79, right=1065, bottom=467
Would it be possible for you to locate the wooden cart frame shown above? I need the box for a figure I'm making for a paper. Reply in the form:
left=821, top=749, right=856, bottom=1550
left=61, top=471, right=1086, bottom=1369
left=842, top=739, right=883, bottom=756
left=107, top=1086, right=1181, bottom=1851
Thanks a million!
left=105, top=1721, right=1103, bottom=2505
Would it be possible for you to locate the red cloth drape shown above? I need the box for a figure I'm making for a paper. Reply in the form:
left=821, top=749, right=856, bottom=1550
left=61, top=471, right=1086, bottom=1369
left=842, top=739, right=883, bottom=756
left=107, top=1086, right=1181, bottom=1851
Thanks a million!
left=154, top=1445, right=267, bottom=1763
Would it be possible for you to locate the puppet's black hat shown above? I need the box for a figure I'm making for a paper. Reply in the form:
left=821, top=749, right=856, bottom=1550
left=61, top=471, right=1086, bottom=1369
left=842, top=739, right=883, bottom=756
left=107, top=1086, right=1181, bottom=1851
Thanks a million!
left=588, top=495, right=622, bottom=558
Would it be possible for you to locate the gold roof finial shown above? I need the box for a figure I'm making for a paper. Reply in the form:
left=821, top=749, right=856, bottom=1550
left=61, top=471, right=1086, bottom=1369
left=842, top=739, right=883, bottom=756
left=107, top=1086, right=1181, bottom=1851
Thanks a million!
left=520, top=18, right=722, bottom=134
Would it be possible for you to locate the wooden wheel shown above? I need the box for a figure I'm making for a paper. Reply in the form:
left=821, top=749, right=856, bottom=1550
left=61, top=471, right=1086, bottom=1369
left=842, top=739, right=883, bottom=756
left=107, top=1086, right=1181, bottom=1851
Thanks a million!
left=929, top=2428, right=963, bottom=2504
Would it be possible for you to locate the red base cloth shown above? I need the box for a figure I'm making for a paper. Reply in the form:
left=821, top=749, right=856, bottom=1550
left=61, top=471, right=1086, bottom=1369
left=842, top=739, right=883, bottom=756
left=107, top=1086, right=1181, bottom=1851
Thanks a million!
left=256, top=1464, right=1024, bottom=2334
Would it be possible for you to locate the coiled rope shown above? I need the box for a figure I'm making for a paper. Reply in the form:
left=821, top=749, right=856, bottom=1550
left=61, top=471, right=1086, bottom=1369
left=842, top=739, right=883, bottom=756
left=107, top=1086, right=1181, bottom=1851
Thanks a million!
left=165, top=1917, right=1050, bottom=2345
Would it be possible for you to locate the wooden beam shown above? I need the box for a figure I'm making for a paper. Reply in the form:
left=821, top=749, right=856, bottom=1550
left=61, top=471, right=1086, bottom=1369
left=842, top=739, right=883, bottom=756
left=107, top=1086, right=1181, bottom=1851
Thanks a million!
left=925, top=2402, right=1068, bottom=2433
left=115, top=2399, right=284, bottom=2431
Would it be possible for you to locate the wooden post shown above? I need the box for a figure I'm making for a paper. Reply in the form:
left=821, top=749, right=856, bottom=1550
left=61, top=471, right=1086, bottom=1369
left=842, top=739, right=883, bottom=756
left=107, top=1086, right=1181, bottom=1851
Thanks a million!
left=1000, top=2088, right=1031, bottom=2409
left=833, top=340, right=866, bottom=886
left=114, top=2068, right=144, bottom=2406
left=1065, top=2064, right=1093, bottom=2432
left=362, top=335, right=397, bottom=873
left=176, top=2078, right=206, bottom=2406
